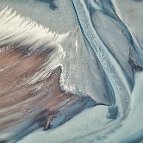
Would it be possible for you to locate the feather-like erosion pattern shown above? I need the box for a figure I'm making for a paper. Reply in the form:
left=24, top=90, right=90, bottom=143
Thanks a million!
left=0, top=7, right=96, bottom=142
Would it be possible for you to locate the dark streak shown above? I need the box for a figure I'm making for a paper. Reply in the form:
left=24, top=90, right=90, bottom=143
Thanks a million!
left=0, top=141, right=7, bottom=143
left=129, top=58, right=143, bottom=71
left=37, top=0, right=57, bottom=10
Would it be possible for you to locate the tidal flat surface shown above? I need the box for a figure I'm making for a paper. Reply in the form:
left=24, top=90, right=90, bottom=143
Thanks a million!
left=0, top=0, right=143, bottom=143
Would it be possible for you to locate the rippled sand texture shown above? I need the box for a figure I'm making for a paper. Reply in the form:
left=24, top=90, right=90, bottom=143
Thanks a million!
left=0, top=0, right=143, bottom=143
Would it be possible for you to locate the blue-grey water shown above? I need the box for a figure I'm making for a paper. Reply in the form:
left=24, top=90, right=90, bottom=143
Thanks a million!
left=0, top=0, right=143, bottom=143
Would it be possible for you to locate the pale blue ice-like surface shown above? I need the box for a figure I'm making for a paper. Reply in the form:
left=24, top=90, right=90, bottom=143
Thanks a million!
left=0, top=0, right=143, bottom=142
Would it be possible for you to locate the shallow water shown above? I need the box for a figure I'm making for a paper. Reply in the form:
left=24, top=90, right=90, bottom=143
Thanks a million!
left=0, top=0, right=143, bottom=143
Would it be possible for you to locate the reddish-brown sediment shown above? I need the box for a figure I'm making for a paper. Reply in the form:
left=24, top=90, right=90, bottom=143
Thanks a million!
left=0, top=45, right=96, bottom=140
